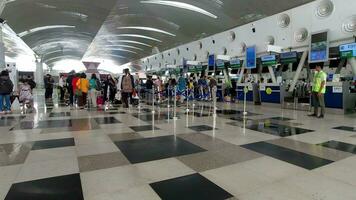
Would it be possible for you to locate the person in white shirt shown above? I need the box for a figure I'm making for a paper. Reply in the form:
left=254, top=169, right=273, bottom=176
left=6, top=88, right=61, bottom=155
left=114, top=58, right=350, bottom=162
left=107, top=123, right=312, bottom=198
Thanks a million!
left=59, top=75, right=65, bottom=102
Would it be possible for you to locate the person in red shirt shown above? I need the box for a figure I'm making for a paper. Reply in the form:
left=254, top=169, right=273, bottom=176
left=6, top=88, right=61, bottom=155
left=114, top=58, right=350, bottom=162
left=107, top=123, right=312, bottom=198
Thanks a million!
left=71, top=74, right=80, bottom=106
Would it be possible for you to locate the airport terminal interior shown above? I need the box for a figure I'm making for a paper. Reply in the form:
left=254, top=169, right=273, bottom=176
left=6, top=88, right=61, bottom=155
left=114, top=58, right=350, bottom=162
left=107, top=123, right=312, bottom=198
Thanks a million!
left=1, top=0, right=356, bottom=199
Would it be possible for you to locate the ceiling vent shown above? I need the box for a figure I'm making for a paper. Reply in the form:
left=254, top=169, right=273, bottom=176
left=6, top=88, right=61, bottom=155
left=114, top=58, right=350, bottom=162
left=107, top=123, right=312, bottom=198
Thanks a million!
left=229, top=31, right=236, bottom=41
left=315, top=0, right=334, bottom=18
left=294, top=28, right=308, bottom=42
left=277, top=14, right=290, bottom=28
left=266, top=36, right=275, bottom=45
left=342, top=15, right=356, bottom=33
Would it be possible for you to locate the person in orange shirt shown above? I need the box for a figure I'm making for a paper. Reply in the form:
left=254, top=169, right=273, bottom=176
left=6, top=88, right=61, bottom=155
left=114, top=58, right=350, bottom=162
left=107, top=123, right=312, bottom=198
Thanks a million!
left=76, top=73, right=89, bottom=109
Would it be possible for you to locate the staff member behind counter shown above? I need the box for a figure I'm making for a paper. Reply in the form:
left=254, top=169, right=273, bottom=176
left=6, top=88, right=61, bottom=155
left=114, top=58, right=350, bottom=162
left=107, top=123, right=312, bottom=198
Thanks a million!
left=309, top=63, right=327, bottom=118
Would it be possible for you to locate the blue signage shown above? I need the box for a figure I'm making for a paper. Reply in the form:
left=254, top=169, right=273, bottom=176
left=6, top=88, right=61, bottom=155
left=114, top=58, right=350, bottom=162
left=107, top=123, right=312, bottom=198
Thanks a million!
left=261, top=55, right=276, bottom=62
left=230, top=59, right=240, bottom=65
left=280, top=51, right=297, bottom=59
left=246, top=46, right=256, bottom=69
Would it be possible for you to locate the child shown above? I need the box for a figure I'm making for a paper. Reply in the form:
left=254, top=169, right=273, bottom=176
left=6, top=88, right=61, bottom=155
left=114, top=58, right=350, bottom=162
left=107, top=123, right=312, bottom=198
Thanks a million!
left=19, top=81, right=33, bottom=108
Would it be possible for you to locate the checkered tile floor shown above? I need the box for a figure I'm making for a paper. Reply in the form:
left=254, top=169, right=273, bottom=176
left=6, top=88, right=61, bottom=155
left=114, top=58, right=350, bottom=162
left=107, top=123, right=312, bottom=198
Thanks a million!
left=1, top=93, right=356, bottom=200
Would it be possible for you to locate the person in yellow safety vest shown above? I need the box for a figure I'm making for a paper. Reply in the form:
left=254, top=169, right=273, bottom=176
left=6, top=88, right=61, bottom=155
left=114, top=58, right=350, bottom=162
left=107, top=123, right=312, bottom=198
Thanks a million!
left=309, top=64, right=327, bottom=118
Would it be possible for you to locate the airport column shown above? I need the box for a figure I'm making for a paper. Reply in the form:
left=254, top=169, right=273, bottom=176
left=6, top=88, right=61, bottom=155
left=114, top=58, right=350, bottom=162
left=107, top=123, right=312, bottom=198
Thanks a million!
left=0, top=23, right=5, bottom=70
left=349, top=57, right=356, bottom=76
left=35, top=59, right=44, bottom=88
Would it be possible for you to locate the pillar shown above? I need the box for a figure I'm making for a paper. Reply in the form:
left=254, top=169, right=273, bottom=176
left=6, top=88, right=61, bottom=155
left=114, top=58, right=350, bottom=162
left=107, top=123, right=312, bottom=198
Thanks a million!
left=0, top=24, right=5, bottom=70
left=35, top=60, right=44, bottom=88
left=348, top=57, right=356, bottom=77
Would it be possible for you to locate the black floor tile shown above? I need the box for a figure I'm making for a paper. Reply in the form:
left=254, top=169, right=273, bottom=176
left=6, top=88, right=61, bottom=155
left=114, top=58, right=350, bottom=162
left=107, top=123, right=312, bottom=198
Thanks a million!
left=115, top=135, right=206, bottom=163
left=241, top=142, right=333, bottom=170
left=49, top=112, right=71, bottom=117
left=267, top=117, right=294, bottom=121
left=245, top=123, right=313, bottom=137
left=132, top=113, right=176, bottom=121
left=333, top=126, right=356, bottom=133
left=5, top=174, right=84, bottom=200
left=319, top=140, right=356, bottom=154
left=94, top=117, right=121, bottom=124
left=150, top=173, right=233, bottom=200
left=217, top=109, right=259, bottom=116
left=19, top=120, right=73, bottom=129
left=189, top=125, right=216, bottom=132
left=129, top=125, right=160, bottom=132
left=184, top=112, right=212, bottom=117
left=32, top=138, right=75, bottom=150
left=0, top=116, right=25, bottom=127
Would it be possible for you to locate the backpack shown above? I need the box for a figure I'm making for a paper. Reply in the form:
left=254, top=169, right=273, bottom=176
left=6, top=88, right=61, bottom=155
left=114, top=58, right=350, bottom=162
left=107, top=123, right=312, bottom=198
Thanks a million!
left=96, top=79, right=102, bottom=91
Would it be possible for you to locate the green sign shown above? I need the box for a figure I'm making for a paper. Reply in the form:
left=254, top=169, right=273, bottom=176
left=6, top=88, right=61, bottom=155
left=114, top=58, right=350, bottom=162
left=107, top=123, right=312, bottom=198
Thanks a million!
left=261, top=55, right=277, bottom=66
left=280, top=51, right=298, bottom=64
left=339, top=43, right=356, bottom=59
left=229, top=59, right=241, bottom=69
left=196, top=65, right=203, bottom=72
left=216, top=60, right=225, bottom=69
left=188, top=66, right=196, bottom=73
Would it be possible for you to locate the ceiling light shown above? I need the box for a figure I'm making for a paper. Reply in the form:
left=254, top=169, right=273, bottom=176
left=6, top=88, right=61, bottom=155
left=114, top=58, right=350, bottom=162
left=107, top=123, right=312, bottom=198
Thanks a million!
left=18, top=25, right=76, bottom=37
left=44, top=55, right=80, bottom=63
left=105, top=45, right=144, bottom=51
left=140, top=0, right=217, bottom=19
left=96, top=48, right=138, bottom=54
left=117, top=26, right=176, bottom=36
left=106, top=34, right=162, bottom=42
left=108, top=40, right=152, bottom=47
left=96, top=54, right=128, bottom=60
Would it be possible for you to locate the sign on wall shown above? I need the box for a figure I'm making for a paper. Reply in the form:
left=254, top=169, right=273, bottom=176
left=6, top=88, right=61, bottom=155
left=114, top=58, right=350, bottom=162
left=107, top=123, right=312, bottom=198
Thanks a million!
left=309, top=31, right=329, bottom=63
left=246, top=46, right=257, bottom=69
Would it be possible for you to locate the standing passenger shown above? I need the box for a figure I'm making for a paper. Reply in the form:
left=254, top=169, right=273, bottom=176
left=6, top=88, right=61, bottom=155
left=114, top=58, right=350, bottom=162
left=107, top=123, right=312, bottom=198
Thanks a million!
left=44, top=74, right=54, bottom=100
left=309, top=64, right=327, bottom=118
left=0, top=70, right=14, bottom=114
left=89, top=74, right=100, bottom=108
left=58, top=74, right=65, bottom=102
left=66, top=70, right=75, bottom=106
left=76, top=73, right=89, bottom=109
left=121, top=68, right=135, bottom=108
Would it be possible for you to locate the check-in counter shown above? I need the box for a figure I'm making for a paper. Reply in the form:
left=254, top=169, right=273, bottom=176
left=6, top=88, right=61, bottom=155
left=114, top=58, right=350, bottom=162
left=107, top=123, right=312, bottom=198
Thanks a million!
left=236, top=83, right=254, bottom=102
left=321, top=82, right=356, bottom=113
left=259, top=83, right=281, bottom=104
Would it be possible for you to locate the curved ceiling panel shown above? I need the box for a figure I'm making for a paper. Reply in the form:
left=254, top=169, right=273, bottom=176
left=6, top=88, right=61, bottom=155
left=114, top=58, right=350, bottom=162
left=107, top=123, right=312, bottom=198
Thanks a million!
left=2, top=0, right=314, bottom=71
left=1, top=0, right=118, bottom=67
left=84, top=0, right=314, bottom=68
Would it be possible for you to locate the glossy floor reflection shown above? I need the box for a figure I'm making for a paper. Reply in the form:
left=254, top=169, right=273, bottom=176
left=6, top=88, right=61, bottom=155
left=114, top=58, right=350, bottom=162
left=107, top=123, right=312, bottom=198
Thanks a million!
left=1, top=90, right=356, bottom=200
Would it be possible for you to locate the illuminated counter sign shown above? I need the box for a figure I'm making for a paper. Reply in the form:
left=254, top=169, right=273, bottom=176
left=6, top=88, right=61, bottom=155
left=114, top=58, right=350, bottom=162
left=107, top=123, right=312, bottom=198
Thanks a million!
left=246, top=46, right=257, bottom=69
left=261, top=54, right=277, bottom=66
left=339, top=42, right=356, bottom=59
left=188, top=65, right=196, bottom=72
left=216, top=60, right=225, bottom=69
left=196, top=64, right=203, bottom=72
left=280, top=51, right=298, bottom=64
left=309, top=31, right=329, bottom=63
left=229, top=59, right=241, bottom=69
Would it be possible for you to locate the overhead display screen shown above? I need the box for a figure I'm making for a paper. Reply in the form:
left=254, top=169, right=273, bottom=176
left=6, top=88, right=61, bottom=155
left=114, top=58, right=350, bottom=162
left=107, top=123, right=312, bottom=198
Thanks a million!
left=339, top=42, right=356, bottom=59
left=280, top=51, right=298, bottom=64
left=246, top=46, right=256, bottom=69
left=229, top=59, right=241, bottom=69
left=261, top=55, right=277, bottom=66
left=309, top=31, right=329, bottom=63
